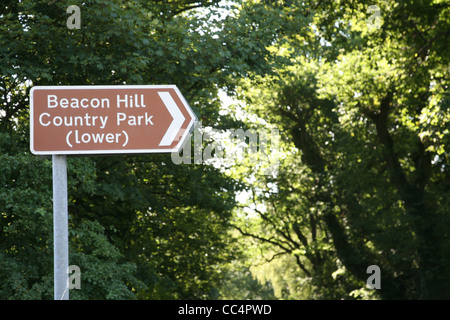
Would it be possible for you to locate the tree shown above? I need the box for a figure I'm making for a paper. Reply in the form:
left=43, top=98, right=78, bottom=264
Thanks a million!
left=235, top=0, right=450, bottom=299
left=0, top=0, right=289, bottom=299
left=0, top=131, right=140, bottom=299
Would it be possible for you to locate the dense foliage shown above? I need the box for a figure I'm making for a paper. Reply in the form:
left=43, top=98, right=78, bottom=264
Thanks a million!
left=233, top=0, right=450, bottom=300
left=1, top=0, right=449, bottom=299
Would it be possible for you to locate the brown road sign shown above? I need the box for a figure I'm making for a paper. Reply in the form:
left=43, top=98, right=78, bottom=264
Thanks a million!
left=30, top=85, right=197, bottom=155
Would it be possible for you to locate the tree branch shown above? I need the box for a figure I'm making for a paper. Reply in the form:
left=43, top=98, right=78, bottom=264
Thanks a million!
left=368, top=90, right=414, bottom=202
left=233, top=225, right=293, bottom=253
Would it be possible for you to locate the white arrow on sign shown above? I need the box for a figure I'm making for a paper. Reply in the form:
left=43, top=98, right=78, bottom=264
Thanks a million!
left=158, top=91, right=186, bottom=146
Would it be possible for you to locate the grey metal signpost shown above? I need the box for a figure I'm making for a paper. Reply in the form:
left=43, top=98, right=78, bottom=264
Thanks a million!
left=52, top=155, right=69, bottom=300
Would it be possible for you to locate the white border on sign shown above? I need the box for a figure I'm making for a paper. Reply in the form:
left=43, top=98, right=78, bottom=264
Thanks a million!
left=30, top=85, right=197, bottom=155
